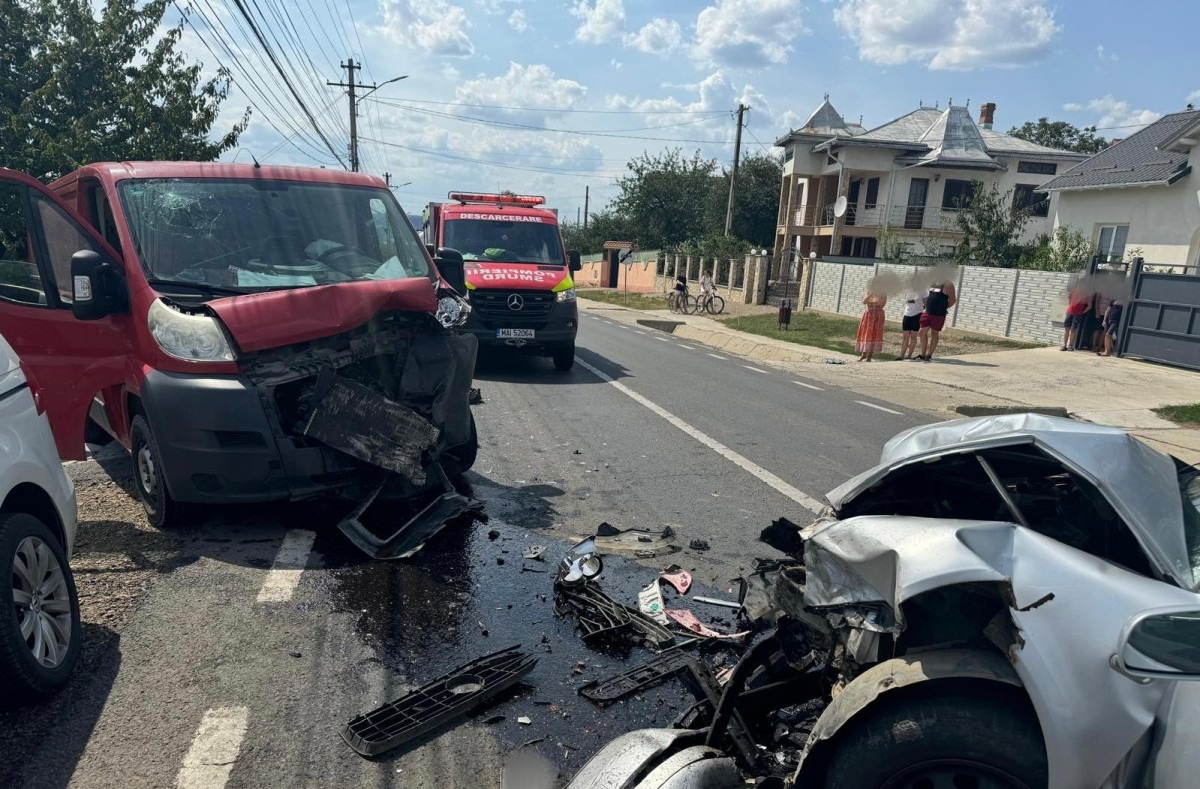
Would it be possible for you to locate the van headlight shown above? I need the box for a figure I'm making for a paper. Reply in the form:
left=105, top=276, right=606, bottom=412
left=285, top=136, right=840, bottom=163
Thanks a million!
left=147, top=299, right=236, bottom=361
left=556, top=287, right=576, bottom=302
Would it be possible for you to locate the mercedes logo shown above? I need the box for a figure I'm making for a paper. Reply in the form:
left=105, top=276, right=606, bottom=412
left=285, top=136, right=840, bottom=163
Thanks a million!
left=507, top=294, right=524, bottom=311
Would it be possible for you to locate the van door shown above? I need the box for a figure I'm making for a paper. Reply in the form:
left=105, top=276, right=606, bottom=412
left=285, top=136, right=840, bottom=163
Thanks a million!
left=0, top=169, right=129, bottom=460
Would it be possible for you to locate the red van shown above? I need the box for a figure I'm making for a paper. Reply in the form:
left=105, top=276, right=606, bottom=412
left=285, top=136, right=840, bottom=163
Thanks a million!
left=0, top=163, right=477, bottom=530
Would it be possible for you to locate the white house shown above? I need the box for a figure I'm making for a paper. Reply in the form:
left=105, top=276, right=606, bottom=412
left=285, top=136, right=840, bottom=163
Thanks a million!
left=1041, top=108, right=1200, bottom=267
left=773, top=99, right=1090, bottom=262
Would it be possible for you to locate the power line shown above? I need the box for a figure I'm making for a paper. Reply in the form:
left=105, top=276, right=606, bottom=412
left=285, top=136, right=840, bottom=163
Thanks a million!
left=370, top=96, right=732, bottom=116
left=360, top=137, right=628, bottom=180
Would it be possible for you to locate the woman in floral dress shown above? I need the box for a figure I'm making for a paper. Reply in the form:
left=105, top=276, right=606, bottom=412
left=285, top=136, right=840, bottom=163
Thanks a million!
left=855, top=289, right=887, bottom=362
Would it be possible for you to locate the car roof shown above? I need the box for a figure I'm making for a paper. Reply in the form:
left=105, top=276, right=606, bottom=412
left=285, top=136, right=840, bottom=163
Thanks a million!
left=58, top=161, right=386, bottom=189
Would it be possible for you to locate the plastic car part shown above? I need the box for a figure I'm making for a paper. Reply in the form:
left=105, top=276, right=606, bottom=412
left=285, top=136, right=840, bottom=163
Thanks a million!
left=593, top=522, right=681, bottom=558
left=639, top=580, right=670, bottom=625
left=686, top=662, right=758, bottom=766
left=558, top=583, right=677, bottom=649
left=667, top=609, right=750, bottom=641
left=579, top=645, right=701, bottom=706
left=661, top=565, right=693, bottom=595
left=339, top=645, right=538, bottom=757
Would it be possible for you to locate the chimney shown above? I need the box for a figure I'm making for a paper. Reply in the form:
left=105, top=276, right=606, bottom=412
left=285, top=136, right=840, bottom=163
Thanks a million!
left=979, top=102, right=996, bottom=130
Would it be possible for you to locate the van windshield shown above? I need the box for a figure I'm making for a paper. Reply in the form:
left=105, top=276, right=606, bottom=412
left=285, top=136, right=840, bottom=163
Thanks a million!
left=118, top=178, right=431, bottom=292
left=443, top=218, right=564, bottom=264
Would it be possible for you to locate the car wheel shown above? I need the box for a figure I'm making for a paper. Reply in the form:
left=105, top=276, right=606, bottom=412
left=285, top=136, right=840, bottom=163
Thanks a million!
left=0, top=512, right=82, bottom=706
left=552, top=343, right=575, bottom=372
left=824, top=693, right=1047, bottom=789
left=130, top=415, right=186, bottom=530
left=443, top=413, right=479, bottom=478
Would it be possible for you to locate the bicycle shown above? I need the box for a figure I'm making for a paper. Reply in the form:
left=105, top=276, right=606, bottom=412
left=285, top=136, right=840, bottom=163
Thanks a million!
left=669, top=287, right=695, bottom=314
left=695, top=290, right=725, bottom=315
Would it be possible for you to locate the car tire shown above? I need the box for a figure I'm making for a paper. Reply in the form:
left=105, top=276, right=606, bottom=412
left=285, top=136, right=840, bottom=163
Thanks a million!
left=0, top=512, right=82, bottom=706
left=443, top=413, right=479, bottom=478
left=552, top=344, right=575, bottom=372
left=824, top=692, right=1048, bottom=789
left=129, top=415, right=186, bottom=530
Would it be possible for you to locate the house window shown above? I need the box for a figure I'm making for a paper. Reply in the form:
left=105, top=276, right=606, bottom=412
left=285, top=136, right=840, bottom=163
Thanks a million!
left=864, top=177, right=880, bottom=208
left=1013, top=184, right=1050, bottom=217
left=783, top=149, right=794, bottom=163
left=1018, top=161, right=1057, bottom=175
left=941, top=179, right=977, bottom=210
left=1097, top=224, right=1129, bottom=262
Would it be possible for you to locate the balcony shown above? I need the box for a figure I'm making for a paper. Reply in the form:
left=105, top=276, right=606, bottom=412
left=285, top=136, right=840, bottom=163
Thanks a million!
left=888, top=206, right=964, bottom=231
left=820, top=203, right=884, bottom=227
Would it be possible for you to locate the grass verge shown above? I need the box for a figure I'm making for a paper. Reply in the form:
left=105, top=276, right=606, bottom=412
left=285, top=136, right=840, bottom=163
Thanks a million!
left=1154, top=404, right=1200, bottom=428
left=718, top=311, right=1036, bottom=359
left=578, top=289, right=670, bottom=311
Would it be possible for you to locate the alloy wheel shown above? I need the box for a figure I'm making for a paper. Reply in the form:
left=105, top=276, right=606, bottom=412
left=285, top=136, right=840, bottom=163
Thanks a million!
left=11, top=536, right=74, bottom=668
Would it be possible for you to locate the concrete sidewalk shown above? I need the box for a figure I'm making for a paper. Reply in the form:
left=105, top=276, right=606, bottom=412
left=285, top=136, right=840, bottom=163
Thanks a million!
left=579, top=298, right=1200, bottom=463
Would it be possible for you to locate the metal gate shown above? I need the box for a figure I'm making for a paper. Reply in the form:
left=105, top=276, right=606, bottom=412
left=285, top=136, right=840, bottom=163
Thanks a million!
left=1118, top=261, right=1200, bottom=372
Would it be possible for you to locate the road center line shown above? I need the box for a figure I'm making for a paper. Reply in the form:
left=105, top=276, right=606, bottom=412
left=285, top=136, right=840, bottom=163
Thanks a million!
left=856, top=400, right=904, bottom=415
left=707, top=353, right=727, bottom=360
left=634, top=330, right=647, bottom=335
left=256, top=529, right=316, bottom=603
left=654, top=336, right=670, bottom=342
left=576, top=358, right=824, bottom=513
left=677, top=344, right=696, bottom=350
left=617, top=325, right=633, bottom=331
left=176, top=707, right=249, bottom=789
left=793, top=381, right=823, bottom=391
left=743, top=365, right=769, bottom=374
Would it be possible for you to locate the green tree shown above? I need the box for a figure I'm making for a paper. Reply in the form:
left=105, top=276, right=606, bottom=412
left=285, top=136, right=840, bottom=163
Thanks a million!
left=1017, top=226, right=1097, bottom=271
left=704, top=151, right=783, bottom=248
left=1, top=0, right=248, bottom=180
left=877, top=227, right=910, bottom=265
left=611, top=148, right=717, bottom=249
left=1008, top=118, right=1109, bottom=154
left=560, top=210, right=637, bottom=255
left=953, top=181, right=1031, bottom=267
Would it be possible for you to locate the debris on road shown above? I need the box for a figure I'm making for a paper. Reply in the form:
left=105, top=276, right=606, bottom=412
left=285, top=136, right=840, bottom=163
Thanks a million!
left=340, top=646, right=538, bottom=757
left=523, top=545, right=547, bottom=561
left=578, top=645, right=700, bottom=706
left=593, top=522, right=680, bottom=558
left=688, top=539, right=711, bottom=552
left=693, top=596, right=741, bottom=610
left=758, top=517, right=804, bottom=556
left=468, top=387, right=484, bottom=404
left=666, top=609, right=749, bottom=641
left=517, top=716, right=533, bottom=726
left=637, top=581, right=669, bottom=625
left=661, top=565, right=692, bottom=594
left=557, top=583, right=677, bottom=649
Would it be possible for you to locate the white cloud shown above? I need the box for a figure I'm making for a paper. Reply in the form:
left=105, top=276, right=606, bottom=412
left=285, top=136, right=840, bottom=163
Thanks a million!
left=1064, top=95, right=1162, bottom=132
left=379, top=0, right=474, bottom=56
left=833, top=0, right=1059, bottom=70
left=477, top=0, right=522, bottom=14
left=508, top=9, right=528, bottom=31
left=623, top=18, right=683, bottom=56
left=455, top=63, right=587, bottom=125
left=1093, top=45, right=1118, bottom=64
left=1187, top=89, right=1200, bottom=105
left=611, top=58, right=623, bottom=70
left=442, top=64, right=462, bottom=81
left=571, top=0, right=625, bottom=44
left=693, top=0, right=806, bottom=68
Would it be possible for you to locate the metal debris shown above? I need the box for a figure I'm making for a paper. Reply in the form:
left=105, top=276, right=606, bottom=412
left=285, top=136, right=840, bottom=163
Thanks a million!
left=693, top=596, right=741, bottom=610
left=523, top=545, right=547, bottom=561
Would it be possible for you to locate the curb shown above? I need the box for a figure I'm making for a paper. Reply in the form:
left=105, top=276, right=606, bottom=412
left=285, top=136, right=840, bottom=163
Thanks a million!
left=952, top=405, right=1070, bottom=418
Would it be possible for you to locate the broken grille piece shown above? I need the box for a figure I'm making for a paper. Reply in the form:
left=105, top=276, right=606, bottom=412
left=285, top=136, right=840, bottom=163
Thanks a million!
left=339, top=646, right=538, bottom=757
left=579, top=645, right=700, bottom=706
left=557, top=583, right=677, bottom=649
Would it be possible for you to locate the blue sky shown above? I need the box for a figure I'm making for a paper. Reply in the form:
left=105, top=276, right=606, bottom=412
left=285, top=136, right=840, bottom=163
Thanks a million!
left=174, top=0, right=1200, bottom=221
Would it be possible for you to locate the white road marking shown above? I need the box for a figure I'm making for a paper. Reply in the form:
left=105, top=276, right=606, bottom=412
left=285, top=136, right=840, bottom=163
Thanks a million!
left=256, top=529, right=316, bottom=603
left=654, top=336, right=670, bottom=342
left=677, top=344, right=696, bottom=350
left=634, top=330, right=647, bottom=335
left=176, top=707, right=249, bottom=789
left=743, top=365, right=769, bottom=375
left=617, top=324, right=633, bottom=331
left=576, top=358, right=824, bottom=513
left=793, top=381, right=823, bottom=391
left=856, top=400, right=904, bottom=415
left=707, top=353, right=727, bottom=360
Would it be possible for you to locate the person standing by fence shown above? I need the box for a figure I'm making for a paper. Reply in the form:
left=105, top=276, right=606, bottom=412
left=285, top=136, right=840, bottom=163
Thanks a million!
left=855, top=289, right=887, bottom=362
left=899, top=287, right=925, bottom=360
left=918, top=280, right=956, bottom=361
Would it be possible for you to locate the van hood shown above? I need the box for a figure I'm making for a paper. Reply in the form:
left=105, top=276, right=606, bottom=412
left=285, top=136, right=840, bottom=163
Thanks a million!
left=206, top=278, right=437, bottom=353
left=464, top=262, right=571, bottom=292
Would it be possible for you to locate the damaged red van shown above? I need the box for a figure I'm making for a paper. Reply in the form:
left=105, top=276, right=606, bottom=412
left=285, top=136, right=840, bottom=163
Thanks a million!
left=0, top=163, right=477, bottom=533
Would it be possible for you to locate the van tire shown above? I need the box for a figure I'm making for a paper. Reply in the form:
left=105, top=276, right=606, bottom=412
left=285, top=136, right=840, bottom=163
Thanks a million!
left=552, top=344, right=575, bottom=372
left=129, top=415, right=186, bottom=530
left=443, top=414, right=478, bottom=478
left=823, top=692, right=1047, bottom=789
left=0, top=512, right=82, bottom=706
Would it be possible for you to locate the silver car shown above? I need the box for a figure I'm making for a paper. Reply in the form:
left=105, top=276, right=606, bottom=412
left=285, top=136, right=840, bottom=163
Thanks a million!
left=568, top=414, right=1200, bottom=789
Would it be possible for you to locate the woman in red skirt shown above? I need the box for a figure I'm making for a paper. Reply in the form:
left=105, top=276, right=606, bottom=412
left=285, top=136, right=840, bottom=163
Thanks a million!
left=855, top=289, right=887, bottom=362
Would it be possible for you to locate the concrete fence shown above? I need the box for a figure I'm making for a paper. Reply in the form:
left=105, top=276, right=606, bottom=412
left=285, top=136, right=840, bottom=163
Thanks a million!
left=651, top=253, right=774, bottom=305
left=806, top=260, right=1077, bottom=346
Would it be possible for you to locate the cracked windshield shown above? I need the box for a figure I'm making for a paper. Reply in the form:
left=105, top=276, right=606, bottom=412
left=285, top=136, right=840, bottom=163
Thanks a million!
left=4, top=0, right=1200, bottom=788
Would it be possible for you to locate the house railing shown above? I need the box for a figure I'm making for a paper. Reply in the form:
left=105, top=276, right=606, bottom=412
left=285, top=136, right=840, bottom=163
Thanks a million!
left=887, top=205, right=963, bottom=231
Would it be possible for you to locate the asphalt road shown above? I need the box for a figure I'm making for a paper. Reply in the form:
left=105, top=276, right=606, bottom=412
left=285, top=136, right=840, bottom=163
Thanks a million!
left=0, top=312, right=928, bottom=789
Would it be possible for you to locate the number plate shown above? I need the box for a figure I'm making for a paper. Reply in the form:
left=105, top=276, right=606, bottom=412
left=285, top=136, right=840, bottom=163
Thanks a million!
left=497, top=329, right=536, bottom=339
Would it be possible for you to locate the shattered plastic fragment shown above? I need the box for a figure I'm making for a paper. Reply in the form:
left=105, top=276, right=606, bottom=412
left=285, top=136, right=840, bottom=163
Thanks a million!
left=661, top=565, right=692, bottom=594
left=523, top=545, right=547, bottom=561
left=517, top=716, right=532, bottom=725
left=666, top=609, right=750, bottom=641
left=593, top=522, right=681, bottom=558
left=638, top=581, right=669, bottom=625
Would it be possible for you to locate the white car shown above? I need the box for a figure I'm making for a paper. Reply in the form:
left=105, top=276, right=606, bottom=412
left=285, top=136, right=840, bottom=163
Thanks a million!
left=569, top=414, right=1200, bottom=789
left=0, top=332, right=80, bottom=704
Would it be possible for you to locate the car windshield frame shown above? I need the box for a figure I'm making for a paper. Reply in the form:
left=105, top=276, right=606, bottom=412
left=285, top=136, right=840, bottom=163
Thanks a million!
left=116, top=177, right=433, bottom=294
left=443, top=217, right=565, bottom=265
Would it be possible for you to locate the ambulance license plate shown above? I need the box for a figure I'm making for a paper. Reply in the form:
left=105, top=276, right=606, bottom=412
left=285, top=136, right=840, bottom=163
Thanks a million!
left=497, top=329, right=535, bottom=339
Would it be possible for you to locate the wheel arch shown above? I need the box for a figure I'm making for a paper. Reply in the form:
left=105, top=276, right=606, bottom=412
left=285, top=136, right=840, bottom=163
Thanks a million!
left=0, top=483, right=66, bottom=550
left=794, top=648, right=1042, bottom=786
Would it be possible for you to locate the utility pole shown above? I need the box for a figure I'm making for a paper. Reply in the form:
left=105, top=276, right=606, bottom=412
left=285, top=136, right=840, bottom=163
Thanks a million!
left=384, top=171, right=391, bottom=186
left=724, top=103, right=748, bottom=237
left=329, top=61, right=408, bottom=173
left=583, top=185, right=589, bottom=230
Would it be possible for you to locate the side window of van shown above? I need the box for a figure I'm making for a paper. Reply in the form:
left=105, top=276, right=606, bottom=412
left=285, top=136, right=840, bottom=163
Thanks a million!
left=31, top=193, right=111, bottom=306
left=0, top=183, right=48, bottom=307
left=370, top=198, right=399, bottom=262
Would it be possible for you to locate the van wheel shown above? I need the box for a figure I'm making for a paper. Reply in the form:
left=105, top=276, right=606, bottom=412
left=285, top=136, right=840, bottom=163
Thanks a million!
left=0, top=512, right=82, bottom=706
left=552, top=344, right=575, bottom=372
left=129, top=415, right=185, bottom=530
left=443, top=414, right=478, bottom=478
left=824, top=693, right=1047, bottom=789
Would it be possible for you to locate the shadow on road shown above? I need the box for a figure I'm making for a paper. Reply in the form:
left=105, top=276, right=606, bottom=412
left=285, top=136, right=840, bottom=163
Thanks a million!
left=474, top=347, right=631, bottom=385
left=0, top=624, right=123, bottom=789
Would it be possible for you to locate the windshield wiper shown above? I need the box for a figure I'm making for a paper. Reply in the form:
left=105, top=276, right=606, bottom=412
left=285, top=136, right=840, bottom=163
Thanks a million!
left=146, top=278, right=250, bottom=297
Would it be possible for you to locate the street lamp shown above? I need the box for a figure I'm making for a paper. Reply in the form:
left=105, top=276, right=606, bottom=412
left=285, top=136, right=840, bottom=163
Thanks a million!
left=359, top=75, right=408, bottom=103
left=351, top=75, right=407, bottom=172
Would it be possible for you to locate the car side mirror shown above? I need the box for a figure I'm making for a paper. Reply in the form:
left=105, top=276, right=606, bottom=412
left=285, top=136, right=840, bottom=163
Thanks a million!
left=71, top=250, right=125, bottom=321
left=1113, top=608, right=1200, bottom=681
left=569, top=250, right=582, bottom=272
left=425, top=243, right=436, bottom=259
left=435, top=247, right=466, bottom=296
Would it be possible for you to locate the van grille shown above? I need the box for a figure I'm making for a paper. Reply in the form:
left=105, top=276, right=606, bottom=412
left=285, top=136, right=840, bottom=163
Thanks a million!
left=471, top=290, right=555, bottom=327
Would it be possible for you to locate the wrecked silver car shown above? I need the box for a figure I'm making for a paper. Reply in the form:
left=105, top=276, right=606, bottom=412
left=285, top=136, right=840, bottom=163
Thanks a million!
left=569, top=414, right=1200, bottom=789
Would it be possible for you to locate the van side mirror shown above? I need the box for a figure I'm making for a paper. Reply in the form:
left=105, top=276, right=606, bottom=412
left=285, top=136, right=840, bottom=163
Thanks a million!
left=71, top=250, right=125, bottom=321
left=569, top=250, right=582, bottom=272
left=435, top=247, right=467, bottom=295
left=1113, top=608, right=1200, bottom=681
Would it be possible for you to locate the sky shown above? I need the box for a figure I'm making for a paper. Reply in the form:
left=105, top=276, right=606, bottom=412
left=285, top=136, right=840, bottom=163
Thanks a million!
left=171, top=0, right=1200, bottom=222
